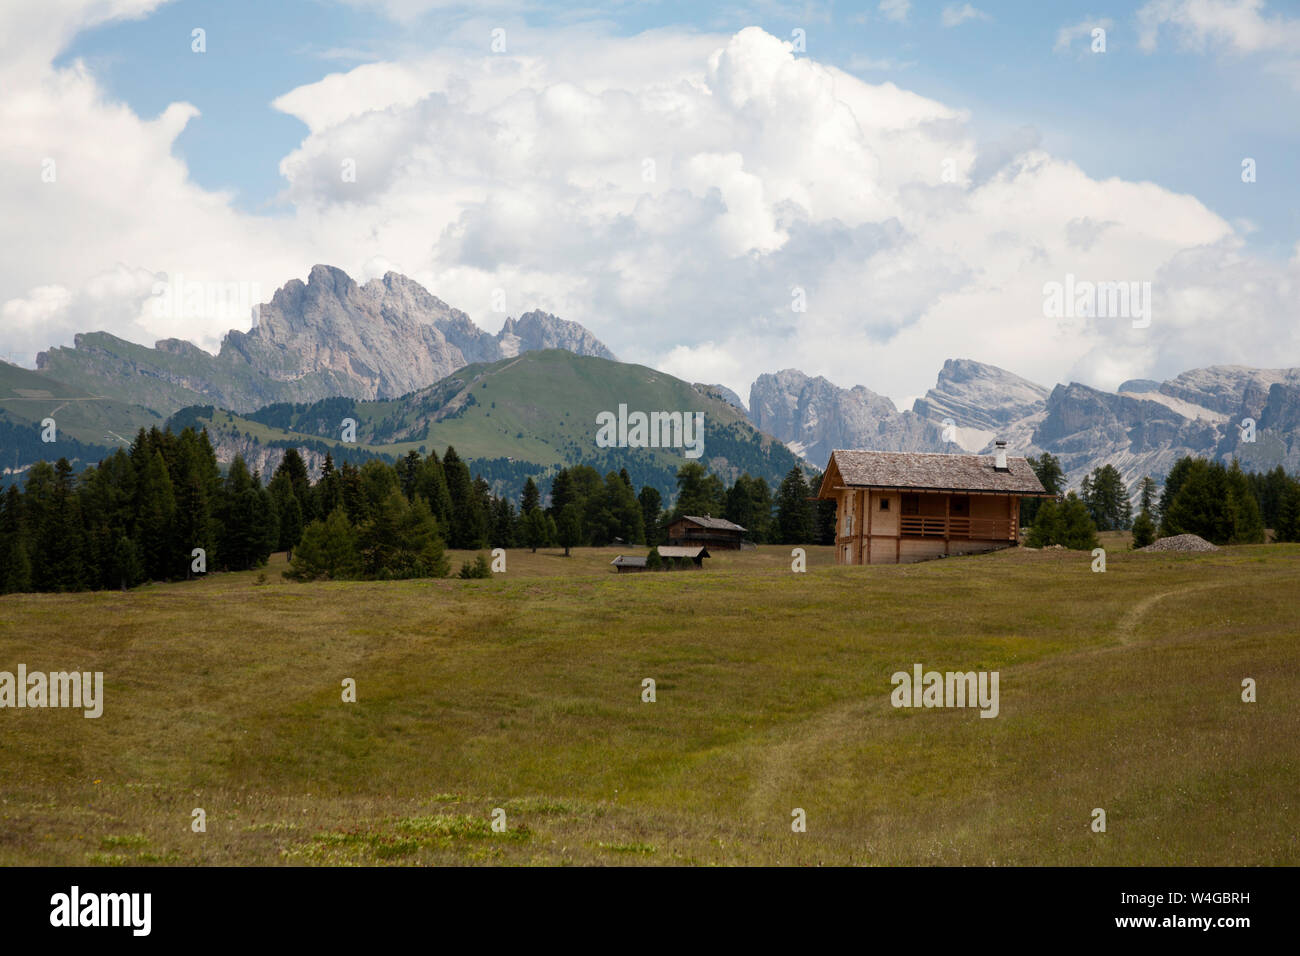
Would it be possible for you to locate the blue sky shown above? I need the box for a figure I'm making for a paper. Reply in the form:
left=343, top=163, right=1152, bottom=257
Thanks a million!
left=60, top=0, right=1298, bottom=255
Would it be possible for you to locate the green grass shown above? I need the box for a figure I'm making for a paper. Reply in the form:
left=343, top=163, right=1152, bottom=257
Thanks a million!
left=0, top=543, right=1296, bottom=866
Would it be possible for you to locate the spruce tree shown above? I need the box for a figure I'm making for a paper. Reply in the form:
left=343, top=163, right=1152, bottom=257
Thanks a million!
left=556, top=503, right=582, bottom=557
left=638, top=486, right=662, bottom=546
left=523, top=507, right=550, bottom=552
left=521, top=476, right=541, bottom=515
left=1131, top=509, right=1156, bottom=549
left=775, top=467, right=814, bottom=544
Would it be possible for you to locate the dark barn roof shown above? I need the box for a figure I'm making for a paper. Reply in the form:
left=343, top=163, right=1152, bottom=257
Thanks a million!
left=818, top=450, right=1051, bottom=497
left=674, top=515, right=746, bottom=532
left=657, top=546, right=709, bottom=559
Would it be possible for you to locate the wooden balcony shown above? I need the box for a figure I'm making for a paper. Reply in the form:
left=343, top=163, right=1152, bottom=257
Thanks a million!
left=899, top=515, right=1013, bottom=540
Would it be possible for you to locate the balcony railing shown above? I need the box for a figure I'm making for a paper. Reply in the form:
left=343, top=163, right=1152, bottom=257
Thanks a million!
left=898, top=515, right=1013, bottom=540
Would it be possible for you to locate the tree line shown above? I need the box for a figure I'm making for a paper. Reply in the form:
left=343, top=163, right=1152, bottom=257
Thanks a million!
left=1021, top=453, right=1300, bottom=550
left=0, top=427, right=833, bottom=593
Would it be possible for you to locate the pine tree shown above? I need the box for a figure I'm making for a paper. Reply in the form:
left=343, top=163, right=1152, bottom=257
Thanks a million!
left=174, top=431, right=216, bottom=577
left=0, top=484, right=31, bottom=594
left=775, top=467, right=815, bottom=544
left=556, top=503, right=583, bottom=557
left=416, top=450, right=454, bottom=527
left=521, top=476, right=541, bottom=515
left=638, top=486, right=662, bottom=546
left=549, top=468, right=575, bottom=517
left=1138, top=476, right=1158, bottom=519
left=399, top=496, right=450, bottom=579
left=443, top=447, right=486, bottom=549
left=1226, top=460, right=1265, bottom=544
left=285, top=509, right=361, bottom=581
left=275, top=448, right=314, bottom=521
left=315, top=452, right=343, bottom=519
left=1275, top=479, right=1300, bottom=543
left=396, top=450, right=423, bottom=502
left=340, top=461, right=365, bottom=523
left=523, top=507, right=551, bottom=552
left=1028, top=492, right=1098, bottom=549
left=135, top=451, right=177, bottom=582
left=603, top=471, right=644, bottom=544
left=1080, top=464, right=1132, bottom=531
left=1130, top=509, right=1156, bottom=549
left=673, top=463, right=725, bottom=519
left=1022, top=453, right=1065, bottom=526
left=108, top=534, right=145, bottom=591
left=269, top=472, right=304, bottom=554
left=489, top=495, right=517, bottom=549
left=1059, top=493, right=1100, bottom=550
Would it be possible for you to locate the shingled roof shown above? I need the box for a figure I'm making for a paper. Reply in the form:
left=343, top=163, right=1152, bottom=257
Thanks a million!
left=678, top=515, right=746, bottom=532
left=818, top=450, right=1051, bottom=497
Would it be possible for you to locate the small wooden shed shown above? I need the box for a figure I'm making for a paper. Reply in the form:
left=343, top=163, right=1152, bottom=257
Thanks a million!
left=656, top=545, right=710, bottom=568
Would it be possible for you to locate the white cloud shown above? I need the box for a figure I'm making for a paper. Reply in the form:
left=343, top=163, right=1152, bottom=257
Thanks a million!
left=941, top=4, right=990, bottom=28
left=878, top=0, right=911, bottom=23
left=1137, top=0, right=1300, bottom=54
left=1, top=14, right=1296, bottom=409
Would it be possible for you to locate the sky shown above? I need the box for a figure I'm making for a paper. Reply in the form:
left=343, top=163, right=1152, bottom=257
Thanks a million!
left=2, top=0, right=1298, bottom=407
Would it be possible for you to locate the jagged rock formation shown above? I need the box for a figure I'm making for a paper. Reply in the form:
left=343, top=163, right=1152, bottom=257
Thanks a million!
left=748, top=368, right=945, bottom=465
left=36, top=265, right=616, bottom=415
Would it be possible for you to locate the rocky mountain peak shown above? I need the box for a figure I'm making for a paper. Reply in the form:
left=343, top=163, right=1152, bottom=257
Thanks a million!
left=499, top=310, right=617, bottom=361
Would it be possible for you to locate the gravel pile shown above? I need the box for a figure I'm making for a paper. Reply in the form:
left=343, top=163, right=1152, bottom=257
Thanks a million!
left=1139, top=534, right=1220, bottom=553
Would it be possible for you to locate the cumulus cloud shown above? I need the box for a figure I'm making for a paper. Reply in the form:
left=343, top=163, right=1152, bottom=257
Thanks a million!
left=1, top=12, right=1296, bottom=408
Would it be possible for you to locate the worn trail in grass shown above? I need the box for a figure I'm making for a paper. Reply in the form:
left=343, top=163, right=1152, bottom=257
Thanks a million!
left=1, top=543, right=1296, bottom=865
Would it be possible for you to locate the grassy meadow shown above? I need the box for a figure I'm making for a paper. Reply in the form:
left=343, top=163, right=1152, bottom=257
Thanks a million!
left=0, top=537, right=1296, bottom=866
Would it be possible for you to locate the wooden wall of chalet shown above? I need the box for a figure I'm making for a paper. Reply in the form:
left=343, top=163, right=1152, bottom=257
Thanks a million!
left=834, top=489, right=1020, bottom=566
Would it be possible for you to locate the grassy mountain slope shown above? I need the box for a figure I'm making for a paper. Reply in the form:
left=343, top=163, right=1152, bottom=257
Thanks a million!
left=0, top=360, right=163, bottom=478
left=171, top=351, right=808, bottom=499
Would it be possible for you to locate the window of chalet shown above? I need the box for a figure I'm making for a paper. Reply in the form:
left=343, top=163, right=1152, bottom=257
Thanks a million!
left=879, top=497, right=890, bottom=511
left=950, top=495, right=970, bottom=516
left=901, top=493, right=920, bottom=515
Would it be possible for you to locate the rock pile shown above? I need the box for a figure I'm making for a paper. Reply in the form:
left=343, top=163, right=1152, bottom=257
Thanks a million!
left=1139, top=534, right=1220, bottom=553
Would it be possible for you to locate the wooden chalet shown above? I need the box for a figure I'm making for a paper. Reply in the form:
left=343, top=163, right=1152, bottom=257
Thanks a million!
left=665, top=515, right=746, bottom=550
left=817, top=444, right=1052, bottom=565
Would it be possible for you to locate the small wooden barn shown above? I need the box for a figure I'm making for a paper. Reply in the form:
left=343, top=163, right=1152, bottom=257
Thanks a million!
left=611, top=546, right=710, bottom=572
left=665, top=515, right=746, bottom=550
left=817, top=445, right=1052, bottom=565
left=656, top=545, right=710, bottom=567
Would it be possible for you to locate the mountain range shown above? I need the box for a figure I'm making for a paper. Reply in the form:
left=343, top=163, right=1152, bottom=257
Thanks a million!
left=3, top=264, right=1299, bottom=498
left=751, top=360, right=1300, bottom=493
